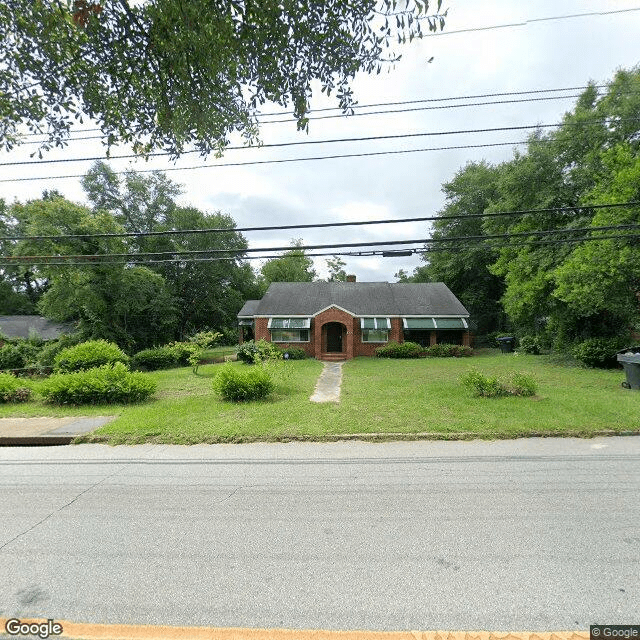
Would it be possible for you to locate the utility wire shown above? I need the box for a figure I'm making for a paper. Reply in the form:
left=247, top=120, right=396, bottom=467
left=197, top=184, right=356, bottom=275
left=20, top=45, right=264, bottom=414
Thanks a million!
left=16, top=85, right=609, bottom=140
left=5, top=117, right=636, bottom=167
left=0, top=138, right=585, bottom=184
left=1, top=233, right=637, bottom=268
left=2, top=201, right=638, bottom=243
left=5, top=224, right=640, bottom=263
left=428, top=7, right=640, bottom=37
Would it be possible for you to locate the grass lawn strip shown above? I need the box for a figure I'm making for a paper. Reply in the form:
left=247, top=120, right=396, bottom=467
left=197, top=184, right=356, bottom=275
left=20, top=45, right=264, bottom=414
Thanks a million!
left=0, top=352, right=636, bottom=444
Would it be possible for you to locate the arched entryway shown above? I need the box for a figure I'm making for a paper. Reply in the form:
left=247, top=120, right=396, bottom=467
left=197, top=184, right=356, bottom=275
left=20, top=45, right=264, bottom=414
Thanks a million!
left=323, top=322, right=346, bottom=355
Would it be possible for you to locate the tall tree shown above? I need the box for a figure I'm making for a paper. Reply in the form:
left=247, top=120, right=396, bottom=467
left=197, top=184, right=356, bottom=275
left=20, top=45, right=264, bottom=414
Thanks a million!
left=326, top=255, right=348, bottom=282
left=259, top=239, right=317, bottom=291
left=414, top=161, right=506, bottom=335
left=1, top=1, right=446, bottom=157
left=11, top=196, right=177, bottom=350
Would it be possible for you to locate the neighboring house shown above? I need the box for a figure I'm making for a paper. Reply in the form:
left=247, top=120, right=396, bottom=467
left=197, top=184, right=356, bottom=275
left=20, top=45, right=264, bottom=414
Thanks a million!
left=0, top=315, right=72, bottom=342
left=237, top=279, right=472, bottom=361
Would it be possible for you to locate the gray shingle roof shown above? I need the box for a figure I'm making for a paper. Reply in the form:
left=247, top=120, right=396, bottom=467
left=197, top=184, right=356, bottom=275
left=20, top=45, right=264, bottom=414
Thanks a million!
left=237, top=300, right=260, bottom=317
left=0, top=316, right=73, bottom=340
left=240, top=282, right=469, bottom=317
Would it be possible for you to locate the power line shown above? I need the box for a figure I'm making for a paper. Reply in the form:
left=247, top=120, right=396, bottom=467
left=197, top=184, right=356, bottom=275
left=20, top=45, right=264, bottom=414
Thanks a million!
left=3, top=201, right=639, bottom=243
left=17, top=85, right=608, bottom=140
left=1, top=233, right=637, bottom=268
left=5, top=224, right=640, bottom=264
left=428, top=7, right=640, bottom=37
left=6, top=117, right=636, bottom=168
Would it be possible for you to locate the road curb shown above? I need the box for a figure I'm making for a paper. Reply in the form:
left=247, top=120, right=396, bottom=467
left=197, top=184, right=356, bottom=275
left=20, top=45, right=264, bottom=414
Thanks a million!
left=0, top=619, right=592, bottom=640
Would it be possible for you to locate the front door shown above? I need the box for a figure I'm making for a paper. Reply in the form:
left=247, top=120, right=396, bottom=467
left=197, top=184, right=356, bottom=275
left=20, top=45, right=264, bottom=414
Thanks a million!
left=326, top=323, right=344, bottom=353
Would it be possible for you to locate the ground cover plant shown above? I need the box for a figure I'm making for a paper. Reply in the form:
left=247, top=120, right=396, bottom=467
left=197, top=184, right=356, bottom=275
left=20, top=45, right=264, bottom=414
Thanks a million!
left=0, top=351, right=637, bottom=443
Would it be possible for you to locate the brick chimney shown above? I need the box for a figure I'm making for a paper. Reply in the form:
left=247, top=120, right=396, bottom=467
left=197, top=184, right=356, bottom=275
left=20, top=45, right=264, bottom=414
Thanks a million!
left=346, top=275, right=356, bottom=282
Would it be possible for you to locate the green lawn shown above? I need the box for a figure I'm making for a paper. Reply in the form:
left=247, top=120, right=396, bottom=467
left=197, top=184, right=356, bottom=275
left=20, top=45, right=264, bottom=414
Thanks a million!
left=0, top=351, right=637, bottom=444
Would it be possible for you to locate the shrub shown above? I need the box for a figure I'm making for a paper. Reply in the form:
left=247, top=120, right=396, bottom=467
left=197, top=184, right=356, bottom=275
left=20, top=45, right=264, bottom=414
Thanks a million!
left=0, top=344, right=24, bottom=370
left=461, top=369, right=537, bottom=398
left=131, top=346, right=180, bottom=371
left=188, top=331, right=222, bottom=349
left=277, top=346, right=307, bottom=360
left=424, top=343, right=473, bottom=358
left=212, top=363, right=274, bottom=401
left=375, top=341, right=423, bottom=358
left=518, top=335, right=542, bottom=355
left=54, top=340, right=130, bottom=373
left=236, top=339, right=283, bottom=364
left=461, top=369, right=507, bottom=397
left=510, top=373, right=538, bottom=397
left=35, top=334, right=84, bottom=369
left=0, top=373, right=32, bottom=403
left=39, top=362, right=156, bottom=405
left=571, top=337, right=626, bottom=368
left=167, top=341, right=200, bottom=366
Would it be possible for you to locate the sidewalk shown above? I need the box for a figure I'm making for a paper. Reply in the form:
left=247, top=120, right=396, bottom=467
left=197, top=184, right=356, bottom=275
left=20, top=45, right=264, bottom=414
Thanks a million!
left=0, top=416, right=115, bottom=445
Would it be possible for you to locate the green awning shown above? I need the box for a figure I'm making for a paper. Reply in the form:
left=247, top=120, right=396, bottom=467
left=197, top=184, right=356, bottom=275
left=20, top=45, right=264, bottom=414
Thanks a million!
left=360, top=317, right=390, bottom=330
left=435, top=317, right=467, bottom=329
left=403, top=318, right=436, bottom=330
left=403, top=317, right=468, bottom=330
left=268, top=317, right=310, bottom=329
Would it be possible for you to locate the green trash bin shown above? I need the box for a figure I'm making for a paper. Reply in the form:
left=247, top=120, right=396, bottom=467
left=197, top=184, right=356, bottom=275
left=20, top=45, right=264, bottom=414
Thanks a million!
left=497, top=336, right=515, bottom=353
left=617, top=347, right=640, bottom=390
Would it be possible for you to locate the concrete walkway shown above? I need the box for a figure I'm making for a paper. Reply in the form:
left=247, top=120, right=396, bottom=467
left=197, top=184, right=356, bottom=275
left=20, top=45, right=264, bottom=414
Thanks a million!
left=310, top=361, right=344, bottom=403
left=0, top=416, right=115, bottom=445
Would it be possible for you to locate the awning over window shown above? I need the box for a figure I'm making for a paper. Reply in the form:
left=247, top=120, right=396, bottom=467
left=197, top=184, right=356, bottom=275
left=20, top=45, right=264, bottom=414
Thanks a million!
left=403, top=317, right=468, bottom=330
left=238, top=319, right=254, bottom=326
left=403, top=317, right=436, bottom=330
left=360, top=317, right=391, bottom=330
left=268, top=317, right=311, bottom=329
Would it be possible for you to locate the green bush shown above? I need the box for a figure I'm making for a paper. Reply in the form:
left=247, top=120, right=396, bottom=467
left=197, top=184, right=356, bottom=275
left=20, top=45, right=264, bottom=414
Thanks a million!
left=461, top=369, right=537, bottom=398
left=424, top=343, right=473, bottom=358
left=54, top=340, right=130, bottom=373
left=236, top=339, right=283, bottom=364
left=34, top=334, right=83, bottom=369
left=461, top=369, right=507, bottom=397
left=375, top=341, right=423, bottom=358
left=0, top=373, right=32, bottom=403
left=167, top=341, right=200, bottom=365
left=0, top=344, right=24, bottom=370
left=131, top=346, right=180, bottom=371
left=212, top=363, right=274, bottom=401
left=278, top=346, right=308, bottom=360
left=39, top=362, right=156, bottom=405
left=517, top=335, right=542, bottom=355
left=571, top=337, right=626, bottom=368
left=510, top=373, right=538, bottom=397
left=188, top=331, right=222, bottom=349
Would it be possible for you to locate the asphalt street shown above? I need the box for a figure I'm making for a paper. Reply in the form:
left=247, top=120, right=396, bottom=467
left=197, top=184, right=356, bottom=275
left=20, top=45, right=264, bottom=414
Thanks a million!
left=1, top=437, right=638, bottom=631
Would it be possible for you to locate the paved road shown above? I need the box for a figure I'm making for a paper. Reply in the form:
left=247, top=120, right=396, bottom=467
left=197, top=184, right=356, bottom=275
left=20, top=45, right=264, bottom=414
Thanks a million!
left=0, top=438, right=638, bottom=631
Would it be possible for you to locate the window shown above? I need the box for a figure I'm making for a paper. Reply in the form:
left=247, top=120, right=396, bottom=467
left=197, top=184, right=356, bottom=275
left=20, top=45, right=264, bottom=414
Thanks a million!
left=360, top=317, right=390, bottom=342
left=361, top=329, right=389, bottom=343
left=270, top=329, right=310, bottom=342
left=267, top=318, right=311, bottom=342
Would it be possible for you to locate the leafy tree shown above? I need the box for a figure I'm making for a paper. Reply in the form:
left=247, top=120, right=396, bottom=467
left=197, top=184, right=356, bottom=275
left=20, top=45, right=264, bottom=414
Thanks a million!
left=1, top=0, right=446, bottom=157
left=259, top=239, right=317, bottom=290
left=326, top=255, right=348, bottom=282
left=9, top=196, right=177, bottom=351
left=80, top=163, right=258, bottom=338
left=414, top=161, right=506, bottom=335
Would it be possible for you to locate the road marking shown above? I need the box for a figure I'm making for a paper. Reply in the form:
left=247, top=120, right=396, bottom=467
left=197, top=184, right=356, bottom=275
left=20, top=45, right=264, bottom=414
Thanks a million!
left=0, top=619, right=591, bottom=640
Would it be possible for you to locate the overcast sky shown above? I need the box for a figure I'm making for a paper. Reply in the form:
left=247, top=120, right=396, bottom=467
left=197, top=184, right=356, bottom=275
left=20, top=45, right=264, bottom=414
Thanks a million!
left=1, top=0, right=639, bottom=282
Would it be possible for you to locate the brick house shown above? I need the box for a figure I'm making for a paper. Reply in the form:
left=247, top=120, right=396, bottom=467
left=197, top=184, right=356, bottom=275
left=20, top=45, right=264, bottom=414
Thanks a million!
left=237, top=279, right=472, bottom=361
